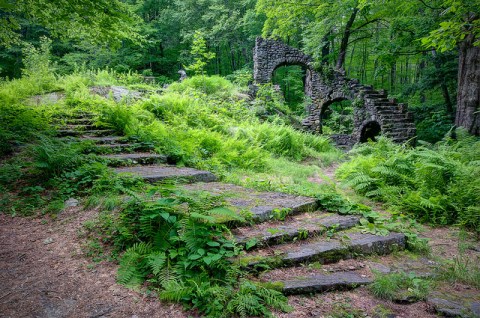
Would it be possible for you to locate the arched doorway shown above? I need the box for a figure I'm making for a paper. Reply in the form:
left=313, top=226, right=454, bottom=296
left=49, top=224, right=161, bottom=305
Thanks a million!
left=272, top=64, right=308, bottom=115
left=360, top=121, right=381, bottom=142
left=320, top=98, right=354, bottom=135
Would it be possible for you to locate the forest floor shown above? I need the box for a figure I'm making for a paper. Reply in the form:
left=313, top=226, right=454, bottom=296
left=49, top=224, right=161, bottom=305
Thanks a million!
left=1, top=168, right=479, bottom=318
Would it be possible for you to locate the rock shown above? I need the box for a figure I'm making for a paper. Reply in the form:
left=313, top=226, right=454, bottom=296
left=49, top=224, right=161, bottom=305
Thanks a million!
left=471, top=302, right=480, bottom=317
left=183, top=182, right=318, bottom=223
left=43, top=238, right=54, bottom=245
left=368, top=262, right=391, bottom=274
left=427, top=297, right=475, bottom=318
left=115, top=165, right=217, bottom=184
left=64, top=198, right=79, bottom=207
left=281, top=271, right=372, bottom=295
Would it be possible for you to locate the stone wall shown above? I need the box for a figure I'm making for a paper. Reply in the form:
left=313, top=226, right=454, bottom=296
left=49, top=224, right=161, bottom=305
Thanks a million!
left=253, top=38, right=416, bottom=146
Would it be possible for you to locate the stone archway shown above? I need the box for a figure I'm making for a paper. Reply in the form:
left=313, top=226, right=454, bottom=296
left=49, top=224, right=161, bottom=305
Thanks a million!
left=360, top=121, right=381, bottom=143
left=253, top=37, right=417, bottom=147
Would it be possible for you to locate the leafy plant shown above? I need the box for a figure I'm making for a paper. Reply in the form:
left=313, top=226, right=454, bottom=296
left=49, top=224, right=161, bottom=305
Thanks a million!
left=113, top=187, right=290, bottom=317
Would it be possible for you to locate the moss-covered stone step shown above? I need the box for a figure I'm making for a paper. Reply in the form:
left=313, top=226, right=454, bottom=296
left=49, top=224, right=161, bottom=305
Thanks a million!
left=241, top=232, right=405, bottom=270
left=90, top=143, right=153, bottom=155
left=279, top=272, right=373, bottom=295
left=182, top=182, right=318, bottom=222
left=115, top=165, right=217, bottom=183
left=101, top=153, right=167, bottom=166
left=66, top=118, right=95, bottom=125
left=62, top=124, right=98, bottom=131
left=233, top=213, right=360, bottom=247
left=56, top=129, right=116, bottom=137
left=80, top=136, right=125, bottom=144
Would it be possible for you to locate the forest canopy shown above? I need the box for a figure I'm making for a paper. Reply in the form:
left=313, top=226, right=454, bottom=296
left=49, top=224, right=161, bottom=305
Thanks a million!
left=0, top=0, right=479, bottom=135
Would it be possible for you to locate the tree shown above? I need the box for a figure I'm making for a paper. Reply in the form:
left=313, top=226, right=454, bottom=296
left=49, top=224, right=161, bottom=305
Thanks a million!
left=185, top=31, right=216, bottom=76
left=256, top=0, right=385, bottom=70
left=0, top=0, right=141, bottom=47
left=421, top=0, right=480, bottom=135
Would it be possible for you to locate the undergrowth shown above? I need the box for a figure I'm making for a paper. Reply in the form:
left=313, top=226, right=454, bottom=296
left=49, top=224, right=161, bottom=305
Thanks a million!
left=336, top=135, right=480, bottom=234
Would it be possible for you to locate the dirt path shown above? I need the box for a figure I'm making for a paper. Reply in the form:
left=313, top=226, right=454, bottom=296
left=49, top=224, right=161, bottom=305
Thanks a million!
left=0, top=207, right=188, bottom=318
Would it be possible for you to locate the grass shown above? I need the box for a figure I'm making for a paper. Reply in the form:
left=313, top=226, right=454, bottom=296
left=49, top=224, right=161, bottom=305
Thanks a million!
left=369, top=271, right=432, bottom=302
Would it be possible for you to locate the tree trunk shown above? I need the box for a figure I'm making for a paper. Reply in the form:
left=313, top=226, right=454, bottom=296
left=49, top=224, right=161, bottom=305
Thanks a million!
left=455, top=33, right=480, bottom=135
left=336, top=8, right=359, bottom=70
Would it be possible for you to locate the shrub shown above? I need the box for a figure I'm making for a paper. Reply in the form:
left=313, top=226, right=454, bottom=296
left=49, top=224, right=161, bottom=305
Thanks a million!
left=167, top=75, right=236, bottom=97
left=337, top=133, right=480, bottom=232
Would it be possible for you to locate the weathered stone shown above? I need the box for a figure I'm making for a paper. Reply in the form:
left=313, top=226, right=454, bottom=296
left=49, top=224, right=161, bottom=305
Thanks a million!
left=100, top=153, right=167, bottom=166
left=244, top=232, right=405, bottom=268
left=281, top=272, right=372, bottom=295
left=90, top=86, right=142, bottom=103
left=182, top=182, right=318, bottom=222
left=252, top=37, right=416, bottom=146
left=115, top=165, right=217, bottom=183
left=80, top=136, right=125, bottom=144
left=64, top=198, right=79, bottom=207
left=234, top=214, right=360, bottom=247
left=56, top=129, right=116, bottom=137
left=428, top=298, right=464, bottom=317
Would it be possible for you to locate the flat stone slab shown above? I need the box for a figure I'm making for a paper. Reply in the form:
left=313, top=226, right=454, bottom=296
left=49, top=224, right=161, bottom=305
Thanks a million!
left=90, top=86, right=142, bottom=103
left=115, top=165, right=217, bottom=183
left=243, top=232, right=405, bottom=269
left=280, top=272, right=372, bottom=295
left=427, top=292, right=480, bottom=318
left=56, top=129, right=116, bottom=137
left=80, top=136, right=125, bottom=144
left=101, top=153, right=167, bottom=166
left=183, top=182, right=318, bottom=222
left=233, top=213, right=360, bottom=247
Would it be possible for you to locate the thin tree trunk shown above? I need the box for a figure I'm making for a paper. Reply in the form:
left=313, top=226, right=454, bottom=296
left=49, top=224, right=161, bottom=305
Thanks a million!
left=455, top=32, right=480, bottom=135
left=336, top=8, right=359, bottom=70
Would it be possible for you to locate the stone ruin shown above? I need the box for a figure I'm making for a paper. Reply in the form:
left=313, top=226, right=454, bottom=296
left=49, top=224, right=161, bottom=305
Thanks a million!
left=253, top=37, right=416, bottom=148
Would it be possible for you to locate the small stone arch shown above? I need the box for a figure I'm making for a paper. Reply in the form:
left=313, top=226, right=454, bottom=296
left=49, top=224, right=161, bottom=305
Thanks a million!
left=253, top=37, right=417, bottom=147
left=360, top=121, right=382, bottom=143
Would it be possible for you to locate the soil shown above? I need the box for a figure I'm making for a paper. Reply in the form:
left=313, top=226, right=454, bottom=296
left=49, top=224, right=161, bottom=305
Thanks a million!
left=0, top=207, right=188, bottom=318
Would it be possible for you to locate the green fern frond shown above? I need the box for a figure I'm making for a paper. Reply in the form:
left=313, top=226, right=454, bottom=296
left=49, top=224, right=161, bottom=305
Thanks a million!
left=147, top=251, right=166, bottom=275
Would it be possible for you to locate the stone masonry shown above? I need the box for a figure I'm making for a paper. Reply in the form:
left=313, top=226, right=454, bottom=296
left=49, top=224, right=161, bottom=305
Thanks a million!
left=253, top=37, right=416, bottom=147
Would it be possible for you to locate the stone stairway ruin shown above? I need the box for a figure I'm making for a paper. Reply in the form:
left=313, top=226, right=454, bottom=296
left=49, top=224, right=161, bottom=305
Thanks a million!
left=57, top=111, right=407, bottom=297
left=253, top=37, right=416, bottom=149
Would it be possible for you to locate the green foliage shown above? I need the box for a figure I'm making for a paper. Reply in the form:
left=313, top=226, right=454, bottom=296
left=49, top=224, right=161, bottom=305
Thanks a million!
left=1, top=0, right=141, bottom=47
left=185, top=31, right=216, bottom=76
left=113, top=187, right=290, bottom=317
left=370, top=271, right=432, bottom=302
left=337, top=134, right=480, bottom=233
left=31, top=138, right=85, bottom=178
left=438, top=255, right=480, bottom=289
left=0, top=104, right=50, bottom=156
left=167, top=75, right=236, bottom=97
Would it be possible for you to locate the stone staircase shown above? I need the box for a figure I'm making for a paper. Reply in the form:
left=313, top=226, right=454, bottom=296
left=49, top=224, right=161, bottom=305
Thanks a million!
left=348, top=81, right=416, bottom=144
left=57, top=112, right=406, bottom=297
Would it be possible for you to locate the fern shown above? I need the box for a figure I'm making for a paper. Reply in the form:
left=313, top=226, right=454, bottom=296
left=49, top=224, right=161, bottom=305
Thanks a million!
left=147, top=251, right=166, bottom=275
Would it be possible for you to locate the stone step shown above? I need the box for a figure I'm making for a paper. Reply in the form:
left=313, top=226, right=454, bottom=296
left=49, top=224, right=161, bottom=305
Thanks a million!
left=79, top=136, right=125, bottom=144
left=68, top=112, right=96, bottom=119
left=115, top=165, right=217, bottom=184
left=364, top=94, right=386, bottom=99
left=66, top=118, right=95, bottom=125
left=92, top=143, right=155, bottom=154
left=56, top=129, right=116, bottom=137
left=241, top=232, right=405, bottom=270
left=279, top=271, right=373, bottom=295
left=101, top=153, right=167, bottom=166
left=233, top=213, right=360, bottom=247
left=182, top=182, right=318, bottom=223
left=62, top=124, right=98, bottom=131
